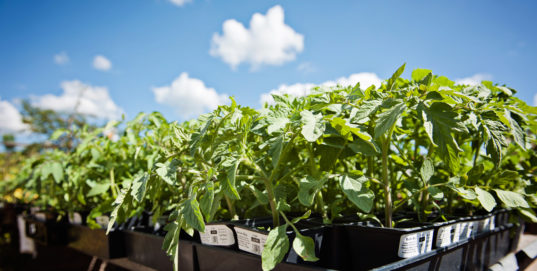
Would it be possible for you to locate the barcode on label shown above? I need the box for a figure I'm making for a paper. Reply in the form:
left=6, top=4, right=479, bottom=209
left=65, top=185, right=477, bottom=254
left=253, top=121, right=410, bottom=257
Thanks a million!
left=212, top=236, right=218, bottom=244
left=253, top=244, right=260, bottom=254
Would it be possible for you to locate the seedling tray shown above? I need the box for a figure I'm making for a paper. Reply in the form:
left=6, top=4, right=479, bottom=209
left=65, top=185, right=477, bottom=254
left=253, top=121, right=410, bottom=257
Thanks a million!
left=123, top=229, right=196, bottom=271
left=67, top=225, right=125, bottom=259
left=24, top=216, right=68, bottom=245
left=194, top=242, right=327, bottom=271
left=371, top=223, right=521, bottom=271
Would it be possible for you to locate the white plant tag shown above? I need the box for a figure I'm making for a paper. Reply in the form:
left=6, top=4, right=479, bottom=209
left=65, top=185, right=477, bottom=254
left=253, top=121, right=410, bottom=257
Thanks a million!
left=68, top=212, right=83, bottom=225
left=34, top=212, right=46, bottom=222
left=477, top=216, right=495, bottom=233
left=458, top=221, right=475, bottom=240
left=200, top=224, right=235, bottom=246
left=398, top=230, right=434, bottom=258
left=96, top=216, right=110, bottom=229
left=436, top=223, right=461, bottom=247
left=234, top=227, right=268, bottom=255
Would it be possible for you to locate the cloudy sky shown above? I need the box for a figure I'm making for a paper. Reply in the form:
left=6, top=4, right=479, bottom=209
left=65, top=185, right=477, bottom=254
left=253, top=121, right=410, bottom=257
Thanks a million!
left=1, top=0, right=537, bottom=135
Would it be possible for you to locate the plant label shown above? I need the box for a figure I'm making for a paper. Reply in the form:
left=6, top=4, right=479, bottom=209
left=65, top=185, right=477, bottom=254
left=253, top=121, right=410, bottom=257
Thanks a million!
left=96, top=215, right=110, bottom=229
left=477, top=216, right=495, bottom=233
left=34, top=212, right=46, bottom=222
left=68, top=212, right=83, bottom=225
left=234, top=227, right=268, bottom=255
left=398, top=230, right=434, bottom=258
left=200, top=224, right=235, bottom=246
left=436, top=223, right=461, bottom=247
left=458, top=221, right=477, bottom=240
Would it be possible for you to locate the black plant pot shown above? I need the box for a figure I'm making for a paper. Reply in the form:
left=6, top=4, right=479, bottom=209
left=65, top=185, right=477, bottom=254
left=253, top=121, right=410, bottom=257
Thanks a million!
left=194, top=242, right=327, bottom=271
left=24, top=215, right=68, bottom=245
left=342, top=221, right=436, bottom=270
left=228, top=217, right=333, bottom=269
left=371, top=223, right=522, bottom=271
left=67, top=225, right=125, bottom=259
left=123, top=229, right=196, bottom=271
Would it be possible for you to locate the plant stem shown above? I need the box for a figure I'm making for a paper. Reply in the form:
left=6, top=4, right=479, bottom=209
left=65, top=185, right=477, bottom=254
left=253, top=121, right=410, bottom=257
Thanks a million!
left=224, top=195, right=236, bottom=219
left=382, top=126, right=395, bottom=228
left=109, top=168, right=118, bottom=198
left=473, top=139, right=481, bottom=168
left=263, top=177, right=279, bottom=226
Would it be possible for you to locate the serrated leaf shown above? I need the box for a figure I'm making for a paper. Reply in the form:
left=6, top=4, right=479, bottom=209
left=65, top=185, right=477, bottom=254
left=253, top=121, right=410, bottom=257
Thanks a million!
left=338, top=175, right=374, bottom=213
left=420, top=159, right=434, bottom=183
left=298, top=176, right=325, bottom=206
left=494, top=189, right=529, bottom=208
left=268, top=135, right=284, bottom=168
left=223, top=158, right=241, bottom=200
left=351, top=99, right=382, bottom=122
left=450, top=185, right=477, bottom=200
left=107, top=183, right=131, bottom=234
left=200, top=182, right=215, bottom=222
left=411, top=68, right=432, bottom=82
left=50, top=129, right=67, bottom=140
left=262, top=225, right=289, bottom=271
left=481, top=112, right=508, bottom=166
left=428, top=187, right=444, bottom=200
left=87, top=182, right=110, bottom=197
left=293, top=233, right=319, bottom=262
left=374, top=101, right=406, bottom=139
left=475, top=187, right=496, bottom=212
left=130, top=172, right=149, bottom=202
left=50, top=162, right=63, bottom=183
left=420, top=102, right=466, bottom=171
left=182, top=197, right=205, bottom=232
left=387, top=63, right=406, bottom=90
left=156, top=159, right=180, bottom=185
left=267, top=117, right=289, bottom=134
left=300, top=110, right=325, bottom=142
left=348, top=138, right=379, bottom=156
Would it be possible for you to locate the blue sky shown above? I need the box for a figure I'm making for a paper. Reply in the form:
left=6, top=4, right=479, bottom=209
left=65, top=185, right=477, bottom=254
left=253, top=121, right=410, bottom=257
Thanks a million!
left=1, top=0, right=537, bottom=135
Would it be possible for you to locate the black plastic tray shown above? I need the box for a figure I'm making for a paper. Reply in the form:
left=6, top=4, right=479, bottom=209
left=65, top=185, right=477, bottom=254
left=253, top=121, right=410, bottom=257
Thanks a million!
left=67, top=225, right=125, bottom=259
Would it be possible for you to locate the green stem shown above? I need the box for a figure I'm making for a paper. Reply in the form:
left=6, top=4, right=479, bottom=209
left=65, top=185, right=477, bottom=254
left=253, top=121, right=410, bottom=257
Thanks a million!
left=224, top=195, right=236, bottom=219
left=382, top=126, right=395, bottom=228
left=263, top=177, right=279, bottom=226
left=109, top=168, right=118, bottom=198
left=473, top=139, right=481, bottom=168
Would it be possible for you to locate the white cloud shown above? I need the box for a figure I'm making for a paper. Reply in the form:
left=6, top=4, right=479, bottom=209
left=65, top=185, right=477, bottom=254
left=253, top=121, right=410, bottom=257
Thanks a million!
left=32, top=80, right=123, bottom=120
left=455, top=73, right=493, bottom=86
left=260, top=72, right=382, bottom=105
left=210, top=5, right=304, bottom=70
left=93, top=55, right=112, bottom=71
left=152, top=73, right=228, bottom=119
left=297, top=62, right=315, bottom=73
left=54, top=51, right=70, bottom=65
left=169, top=0, right=192, bottom=7
left=0, top=97, right=29, bottom=134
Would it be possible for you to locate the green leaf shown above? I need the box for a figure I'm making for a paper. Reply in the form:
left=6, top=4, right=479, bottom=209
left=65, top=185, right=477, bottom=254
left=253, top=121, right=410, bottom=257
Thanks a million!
left=481, top=111, right=508, bottom=166
left=87, top=182, right=110, bottom=197
left=494, top=190, right=529, bottom=208
left=262, top=225, right=289, bottom=271
left=338, top=175, right=374, bottom=213
left=268, top=135, right=284, bottom=168
left=300, top=110, right=325, bottom=142
left=50, top=162, right=63, bottom=183
left=130, top=172, right=149, bottom=202
left=200, top=182, right=215, bottom=222
left=181, top=197, right=205, bottom=232
left=223, top=158, right=241, bottom=200
left=267, top=117, right=289, bottom=134
left=351, top=99, right=382, bottom=122
left=348, top=138, right=379, bottom=156
left=292, top=233, right=319, bottom=262
left=518, top=208, right=537, bottom=223
left=449, top=185, right=477, bottom=200
left=411, top=68, right=432, bottom=82
left=107, top=183, right=132, bottom=234
left=374, top=101, right=406, bottom=139
left=504, top=110, right=526, bottom=150
left=420, top=159, right=434, bottom=183
left=155, top=159, right=180, bottom=186
left=475, top=187, right=496, bottom=212
left=387, top=63, right=406, bottom=90
left=298, top=176, right=325, bottom=206
left=50, top=129, right=67, bottom=140
left=427, top=187, right=444, bottom=200
left=420, top=102, right=467, bottom=171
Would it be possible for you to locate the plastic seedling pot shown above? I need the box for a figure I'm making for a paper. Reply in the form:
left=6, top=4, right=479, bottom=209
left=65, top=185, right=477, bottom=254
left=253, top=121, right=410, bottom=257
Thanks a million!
left=194, top=242, right=327, bottom=271
left=342, top=220, right=435, bottom=270
left=371, top=223, right=522, bottom=271
left=67, top=225, right=125, bottom=259
left=24, top=214, right=68, bottom=245
left=226, top=217, right=331, bottom=269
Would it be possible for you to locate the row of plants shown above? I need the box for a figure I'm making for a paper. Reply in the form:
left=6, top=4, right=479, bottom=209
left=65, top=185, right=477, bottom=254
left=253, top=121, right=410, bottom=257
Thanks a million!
left=2, top=64, right=537, bottom=270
